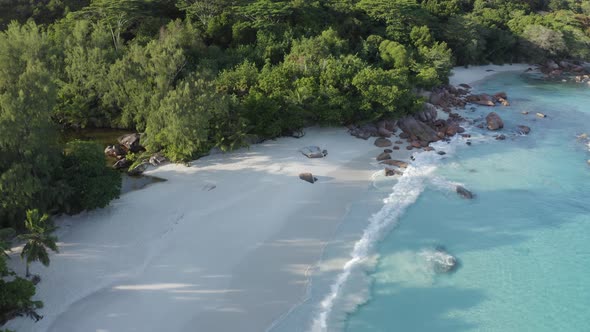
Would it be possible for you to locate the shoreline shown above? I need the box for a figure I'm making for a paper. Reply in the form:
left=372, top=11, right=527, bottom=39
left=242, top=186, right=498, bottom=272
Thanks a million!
left=449, top=64, right=533, bottom=86
left=298, top=64, right=535, bottom=331
left=6, top=127, right=400, bottom=332
left=5, top=65, right=532, bottom=332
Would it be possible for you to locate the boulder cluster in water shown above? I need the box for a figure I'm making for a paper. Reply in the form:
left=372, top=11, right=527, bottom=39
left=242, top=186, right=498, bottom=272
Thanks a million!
left=538, top=59, right=590, bottom=86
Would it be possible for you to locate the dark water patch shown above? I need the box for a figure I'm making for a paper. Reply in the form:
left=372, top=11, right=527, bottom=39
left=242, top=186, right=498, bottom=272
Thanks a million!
left=59, top=128, right=133, bottom=147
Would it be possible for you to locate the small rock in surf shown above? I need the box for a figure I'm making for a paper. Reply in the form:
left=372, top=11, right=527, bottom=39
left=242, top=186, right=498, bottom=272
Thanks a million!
left=516, top=125, right=531, bottom=135
left=456, top=185, right=474, bottom=199
left=428, top=247, right=459, bottom=273
left=300, top=146, right=327, bottom=158
left=299, top=173, right=317, bottom=184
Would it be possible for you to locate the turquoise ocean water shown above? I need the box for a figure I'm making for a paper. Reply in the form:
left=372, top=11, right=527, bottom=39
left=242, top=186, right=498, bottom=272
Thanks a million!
left=274, top=72, right=590, bottom=332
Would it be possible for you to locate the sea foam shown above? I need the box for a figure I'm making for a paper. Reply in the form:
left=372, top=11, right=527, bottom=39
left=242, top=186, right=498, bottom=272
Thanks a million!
left=310, top=137, right=461, bottom=332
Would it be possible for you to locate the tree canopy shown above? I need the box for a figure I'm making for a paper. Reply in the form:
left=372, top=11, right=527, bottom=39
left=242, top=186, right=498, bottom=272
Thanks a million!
left=0, top=0, right=589, bottom=324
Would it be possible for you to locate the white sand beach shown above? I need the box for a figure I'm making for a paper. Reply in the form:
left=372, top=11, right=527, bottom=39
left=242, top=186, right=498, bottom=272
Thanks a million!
left=5, top=64, right=533, bottom=332
left=6, top=127, right=411, bottom=332
left=450, top=64, right=533, bottom=86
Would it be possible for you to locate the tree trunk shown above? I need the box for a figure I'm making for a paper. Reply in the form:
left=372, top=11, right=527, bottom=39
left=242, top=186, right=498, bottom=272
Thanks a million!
left=25, top=262, right=30, bottom=278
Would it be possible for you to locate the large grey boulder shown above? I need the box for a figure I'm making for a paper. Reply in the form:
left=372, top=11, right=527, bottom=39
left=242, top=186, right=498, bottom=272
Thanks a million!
left=485, top=112, right=504, bottom=131
left=149, top=153, right=167, bottom=166
left=118, top=133, right=143, bottom=153
left=374, top=138, right=392, bottom=147
left=300, top=146, right=327, bottom=158
left=104, top=144, right=126, bottom=158
left=416, top=103, right=438, bottom=123
left=397, top=116, right=440, bottom=143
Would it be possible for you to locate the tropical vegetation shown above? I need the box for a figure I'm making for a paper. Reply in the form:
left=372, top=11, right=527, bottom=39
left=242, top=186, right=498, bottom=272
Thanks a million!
left=1, top=0, right=589, bottom=326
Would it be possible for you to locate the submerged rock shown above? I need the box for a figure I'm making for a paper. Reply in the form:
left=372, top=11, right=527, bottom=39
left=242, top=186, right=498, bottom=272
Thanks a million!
left=377, top=152, right=392, bottom=161
left=374, top=138, right=392, bottom=147
left=424, top=247, right=459, bottom=273
left=494, top=92, right=508, bottom=100
left=516, top=125, right=531, bottom=135
left=385, top=168, right=403, bottom=177
left=380, top=160, right=409, bottom=168
left=299, top=173, right=317, bottom=184
left=456, top=185, right=474, bottom=199
left=466, top=93, right=495, bottom=106
left=300, top=146, right=328, bottom=158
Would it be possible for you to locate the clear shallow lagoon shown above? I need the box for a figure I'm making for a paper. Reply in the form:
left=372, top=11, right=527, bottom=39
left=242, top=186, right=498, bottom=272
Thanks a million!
left=274, top=72, right=590, bottom=332
left=345, top=73, right=590, bottom=331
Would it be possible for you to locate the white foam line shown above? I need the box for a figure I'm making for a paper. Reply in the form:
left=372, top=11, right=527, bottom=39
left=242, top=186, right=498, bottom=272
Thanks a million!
left=310, top=138, right=460, bottom=331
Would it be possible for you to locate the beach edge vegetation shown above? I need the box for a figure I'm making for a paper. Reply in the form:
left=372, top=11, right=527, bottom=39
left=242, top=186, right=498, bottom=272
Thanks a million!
left=1, top=0, right=589, bottom=325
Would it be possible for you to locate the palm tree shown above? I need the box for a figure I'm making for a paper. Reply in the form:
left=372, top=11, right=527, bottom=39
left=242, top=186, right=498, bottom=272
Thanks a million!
left=18, top=209, right=59, bottom=277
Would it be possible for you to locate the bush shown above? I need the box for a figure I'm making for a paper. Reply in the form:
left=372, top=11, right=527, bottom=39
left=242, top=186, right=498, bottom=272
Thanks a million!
left=62, top=141, right=121, bottom=214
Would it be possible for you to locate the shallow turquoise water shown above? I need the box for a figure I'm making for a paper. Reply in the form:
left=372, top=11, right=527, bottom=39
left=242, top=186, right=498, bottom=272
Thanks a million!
left=345, top=73, right=590, bottom=331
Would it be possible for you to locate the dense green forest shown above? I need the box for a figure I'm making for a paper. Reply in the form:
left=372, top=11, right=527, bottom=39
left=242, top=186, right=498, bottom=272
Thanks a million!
left=1, top=0, right=589, bottom=325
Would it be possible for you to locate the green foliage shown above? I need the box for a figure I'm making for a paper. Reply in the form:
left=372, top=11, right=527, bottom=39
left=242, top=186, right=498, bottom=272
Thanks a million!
left=18, top=209, right=58, bottom=276
left=358, top=0, right=432, bottom=41
left=0, top=226, right=42, bottom=325
left=352, top=67, right=419, bottom=120
left=421, top=0, right=462, bottom=18
left=62, top=140, right=121, bottom=213
left=104, top=20, right=205, bottom=130
left=522, top=25, right=567, bottom=57
left=0, top=2, right=587, bottom=324
left=0, top=0, right=90, bottom=28
left=0, top=276, right=42, bottom=325
left=145, top=77, right=230, bottom=161
left=0, top=22, right=62, bottom=229
left=177, top=0, right=229, bottom=27
left=379, top=40, right=409, bottom=69
left=52, top=19, right=118, bottom=128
